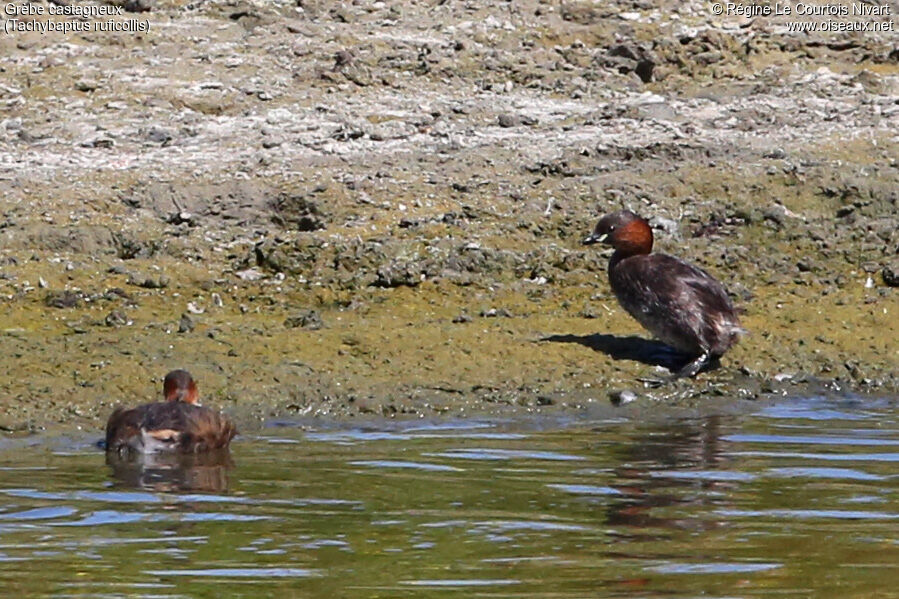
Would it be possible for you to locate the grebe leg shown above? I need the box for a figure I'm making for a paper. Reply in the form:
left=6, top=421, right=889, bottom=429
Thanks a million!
left=636, top=351, right=711, bottom=388
left=673, top=351, right=710, bottom=379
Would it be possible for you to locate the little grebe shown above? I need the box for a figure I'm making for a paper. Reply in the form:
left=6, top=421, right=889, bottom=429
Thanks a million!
left=584, top=210, right=745, bottom=379
left=105, top=370, right=236, bottom=454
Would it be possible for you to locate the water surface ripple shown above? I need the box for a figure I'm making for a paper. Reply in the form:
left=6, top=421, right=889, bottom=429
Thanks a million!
left=0, top=396, right=897, bottom=597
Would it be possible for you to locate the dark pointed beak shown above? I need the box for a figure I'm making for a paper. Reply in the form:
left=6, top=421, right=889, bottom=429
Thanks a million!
left=582, top=232, right=607, bottom=246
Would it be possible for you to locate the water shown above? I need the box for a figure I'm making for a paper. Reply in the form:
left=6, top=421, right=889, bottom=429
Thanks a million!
left=1, top=395, right=898, bottom=597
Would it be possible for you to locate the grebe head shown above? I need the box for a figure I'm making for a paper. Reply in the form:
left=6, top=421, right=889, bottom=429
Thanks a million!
left=583, top=210, right=653, bottom=257
left=163, top=370, right=199, bottom=404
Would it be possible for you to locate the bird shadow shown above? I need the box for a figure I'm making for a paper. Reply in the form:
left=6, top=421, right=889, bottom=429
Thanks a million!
left=541, top=333, right=696, bottom=373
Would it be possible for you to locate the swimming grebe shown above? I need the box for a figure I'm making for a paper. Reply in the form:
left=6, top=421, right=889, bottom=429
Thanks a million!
left=584, top=210, right=744, bottom=379
left=105, top=370, right=236, bottom=454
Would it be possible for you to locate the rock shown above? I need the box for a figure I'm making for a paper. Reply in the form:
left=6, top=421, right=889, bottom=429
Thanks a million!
left=498, top=114, right=520, bottom=128
left=236, top=268, right=265, bottom=282
left=369, top=121, right=414, bottom=141
left=883, top=263, right=899, bottom=287
left=104, top=288, right=132, bottom=302
left=45, top=290, right=81, bottom=309
left=694, top=51, right=723, bottom=65
left=166, top=211, right=196, bottom=226
left=3, top=225, right=117, bottom=256
left=270, top=193, right=327, bottom=231
left=105, top=310, right=130, bottom=327
left=610, top=389, right=637, bottom=405
left=452, top=313, right=472, bottom=323
left=332, top=125, right=367, bottom=141
left=114, top=234, right=158, bottom=260
left=124, top=0, right=153, bottom=12
left=330, top=6, right=352, bottom=22
left=861, top=261, right=880, bottom=274
left=334, top=50, right=353, bottom=67
left=75, top=79, right=99, bottom=92
left=560, top=2, right=608, bottom=23
left=65, top=320, right=89, bottom=334
left=284, top=310, right=324, bottom=330
left=124, top=179, right=271, bottom=226
left=649, top=216, right=678, bottom=236
left=762, top=205, right=787, bottom=227
left=178, top=313, right=195, bottom=333
left=374, top=261, right=422, bottom=288
left=145, top=127, right=173, bottom=145
left=479, top=308, right=512, bottom=318
left=83, top=137, right=115, bottom=149
left=128, top=274, right=169, bottom=289
left=797, top=259, right=814, bottom=273
left=606, top=43, right=655, bottom=83
left=836, top=205, right=854, bottom=218
left=850, top=70, right=884, bottom=93
left=342, top=65, right=373, bottom=87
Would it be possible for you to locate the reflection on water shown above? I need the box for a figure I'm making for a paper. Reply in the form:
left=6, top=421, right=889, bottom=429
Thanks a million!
left=106, top=449, right=233, bottom=493
left=0, top=395, right=897, bottom=596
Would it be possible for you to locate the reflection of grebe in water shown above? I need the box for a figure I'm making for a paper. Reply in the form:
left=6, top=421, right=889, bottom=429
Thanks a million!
left=106, top=449, right=233, bottom=493
left=105, top=370, right=236, bottom=454
left=603, top=415, right=731, bottom=533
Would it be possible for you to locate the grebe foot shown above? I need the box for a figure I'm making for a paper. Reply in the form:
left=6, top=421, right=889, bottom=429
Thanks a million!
left=673, top=351, right=710, bottom=379
left=637, top=376, right=667, bottom=388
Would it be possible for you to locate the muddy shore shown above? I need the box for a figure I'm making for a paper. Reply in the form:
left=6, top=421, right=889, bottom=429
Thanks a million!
left=0, top=0, right=896, bottom=434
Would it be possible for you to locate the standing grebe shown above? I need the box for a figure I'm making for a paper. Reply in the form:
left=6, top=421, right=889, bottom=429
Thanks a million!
left=584, top=210, right=745, bottom=379
left=105, top=370, right=236, bottom=454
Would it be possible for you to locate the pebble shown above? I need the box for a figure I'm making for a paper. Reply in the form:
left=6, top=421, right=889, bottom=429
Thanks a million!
left=284, top=310, right=324, bottom=330
left=75, top=80, right=99, bottom=92
left=236, top=268, right=265, bottom=281
left=882, top=264, right=899, bottom=287
left=145, top=127, right=173, bottom=144
left=179, top=313, right=195, bottom=333
left=105, top=310, right=130, bottom=327
left=124, top=0, right=153, bottom=12
left=44, top=290, right=81, bottom=309
left=498, top=114, right=520, bottom=128
left=128, top=274, right=169, bottom=289
left=83, top=137, right=115, bottom=149
left=649, top=216, right=678, bottom=236
left=610, top=389, right=637, bottom=405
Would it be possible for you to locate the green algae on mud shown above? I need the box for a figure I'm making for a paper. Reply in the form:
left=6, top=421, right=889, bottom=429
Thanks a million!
left=0, top=246, right=894, bottom=434
left=0, top=0, right=897, bottom=432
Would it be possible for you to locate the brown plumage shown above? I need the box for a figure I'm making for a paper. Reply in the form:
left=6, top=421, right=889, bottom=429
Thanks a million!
left=105, top=370, right=236, bottom=454
left=584, top=210, right=745, bottom=379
